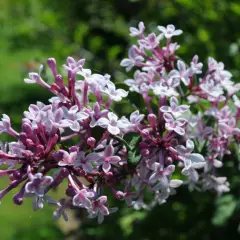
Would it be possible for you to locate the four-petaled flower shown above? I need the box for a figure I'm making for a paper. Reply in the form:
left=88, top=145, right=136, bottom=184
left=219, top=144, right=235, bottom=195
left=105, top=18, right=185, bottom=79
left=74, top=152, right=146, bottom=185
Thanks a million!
left=163, top=113, right=187, bottom=135
left=63, top=57, right=85, bottom=75
left=102, top=81, right=128, bottom=102
left=138, top=33, right=162, bottom=50
left=129, top=110, right=145, bottom=126
left=25, top=173, right=53, bottom=197
left=73, top=189, right=95, bottom=209
left=88, top=196, right=117, bottom=224
left=57, top=105, right=89, bottom=132
left=130, top=21, right=145, bottom=37
left=149, top=163, right=175, bottom=186
left=157, top=24, right=183, bottom=39
left=97, top=112, right=129, bottom=135
left=176, top=140, right=205, bottom=180
left=89, top=103, right=108, bottom=128
left=74, top=151, right=101, bottom=173
left=99, top=144, right=121, bottom=173
left=54, top=150, right=78, bottom=166
left=160, top=96, right=189, bottom=118
left=120, top=46, right=144, bottom=72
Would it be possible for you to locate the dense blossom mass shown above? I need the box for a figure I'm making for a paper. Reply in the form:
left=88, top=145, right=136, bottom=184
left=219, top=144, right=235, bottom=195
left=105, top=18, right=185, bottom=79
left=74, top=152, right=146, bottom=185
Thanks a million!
left=0, top=22, right=239, bottom=223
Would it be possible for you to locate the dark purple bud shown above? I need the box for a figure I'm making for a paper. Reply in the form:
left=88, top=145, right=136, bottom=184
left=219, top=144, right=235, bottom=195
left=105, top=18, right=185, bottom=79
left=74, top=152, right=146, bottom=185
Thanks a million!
left=13, top=192, right=23, bottom=205
left=69, top=146, right=79, bottom=152
left=61, top=168, right=69, bottom=178
left=13, top=170, right=22, bottom=180
left=139, top=142, right=149, bottom=149
left=66, top=187, right=77, bottom=197
left=87, top=137, right=96, bottom=148
left=141, top=149, right=150, bottom=157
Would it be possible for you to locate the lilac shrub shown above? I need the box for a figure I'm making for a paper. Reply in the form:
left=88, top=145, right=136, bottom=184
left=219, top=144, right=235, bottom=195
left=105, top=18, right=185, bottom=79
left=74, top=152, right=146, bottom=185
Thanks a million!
left=0, top=22, right=239, bottom=224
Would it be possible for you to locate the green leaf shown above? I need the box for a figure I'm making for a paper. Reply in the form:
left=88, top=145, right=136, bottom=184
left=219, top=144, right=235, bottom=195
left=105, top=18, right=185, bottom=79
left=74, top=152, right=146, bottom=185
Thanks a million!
left=127, top=92, right=146, bottom=111
left=123, top=133, right=142, bottom=168
left=127, top=150, right=141, bottom=168
left=212, top=195, right=237, bottom=226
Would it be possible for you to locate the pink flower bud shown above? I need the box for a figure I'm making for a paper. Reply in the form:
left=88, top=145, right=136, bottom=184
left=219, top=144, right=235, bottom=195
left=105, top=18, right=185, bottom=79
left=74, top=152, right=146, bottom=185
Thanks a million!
left=166, top=157, right=173, bottom=165
left=87, top=137, right=96, bottom=148
left=114, top=190, right=124, bottom=200
left=147, top=113, right=157, bottom=126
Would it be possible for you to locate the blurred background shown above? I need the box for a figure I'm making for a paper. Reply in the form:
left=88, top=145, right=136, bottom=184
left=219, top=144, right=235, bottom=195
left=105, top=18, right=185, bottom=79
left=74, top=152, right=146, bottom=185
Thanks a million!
left=1, top=0, right=240, bottom=239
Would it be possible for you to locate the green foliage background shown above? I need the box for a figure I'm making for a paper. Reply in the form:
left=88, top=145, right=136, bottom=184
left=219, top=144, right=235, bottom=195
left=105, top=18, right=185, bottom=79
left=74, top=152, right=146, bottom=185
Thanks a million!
left=1, top=0, right=240, bottom=239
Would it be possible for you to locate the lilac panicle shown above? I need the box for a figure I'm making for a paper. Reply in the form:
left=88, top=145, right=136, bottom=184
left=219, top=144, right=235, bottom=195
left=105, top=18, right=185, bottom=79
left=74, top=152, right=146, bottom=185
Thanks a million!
left=0, top=22, right=239, bottom=225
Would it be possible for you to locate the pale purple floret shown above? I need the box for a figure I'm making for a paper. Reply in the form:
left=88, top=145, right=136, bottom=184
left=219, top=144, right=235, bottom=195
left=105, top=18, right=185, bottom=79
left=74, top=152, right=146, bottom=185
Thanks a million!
left=129, top=110, right=145, bottom=126
left=163, top=113, right=186, bottom=135
left=203, top=176, right=230, bottom=195
left=152, top=178, right=183, bottom=205
left=152, top=82, right=178, bottom=97
left=53, top=150, right=78, bottom=166
left=24, top=72, right=51, bottom=90
left=48, top=198, right=69, bottom=221
left=190, top=120, right=213, bottom=142
left=120, top=46, right=144, bottom=72
left=176, top=140, right=205, bottom=171
left=24, top=102, right=49, bottom=121
left=72, top=189, right=95, bottom=209
left=182, top=161, right=206, bottom=183
left=176, top=60, right=193, bottom=85
left=121, top=184, right=137, bottom=206
left=157, top=24, right=183, bottom=39
left=176, top=140, right=204, bottom=161
left=175, top=140, right=205, bottom=184
left=77, top=68, right=109, bottom=89
left=162, top=42, right=180, bottom=55
left=57, top=105, right=89, bottom=132
left=88, top=196, right=117, bottom=224
left=160, top=96, right=189, bottom=118
left=129, top=21, right=145, bottom=37
left=99, top=144, right=121, bottom=173
left=124, top=70, right=152, bottom=93
left=25, top=172, right=53, bottom=197
left=74, top=151, right=101, bottom=173
left=97, top=112, right=130, bottom=135
left=200, top=78, right=224, bottom=99
left=89, top=102, right=108, bottom=128
left=102, top=81, right=128, bottom=101
left=190, top=55, right=203, bottom=74
left=63, top=57, right=85, bottom=75
left=149, top=163, right=175, bottom=185
left=138, top=33, right=162, bottom=50
left=0, top=114, right=11, bottom=132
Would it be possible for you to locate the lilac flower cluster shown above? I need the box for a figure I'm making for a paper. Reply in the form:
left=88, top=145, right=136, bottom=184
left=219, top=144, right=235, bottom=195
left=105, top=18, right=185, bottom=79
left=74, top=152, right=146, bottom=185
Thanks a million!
left=0, top=22, right=239, bottom=224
